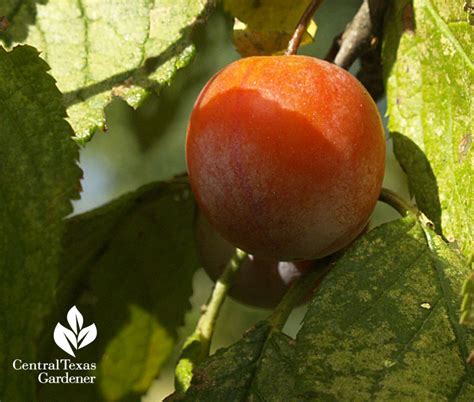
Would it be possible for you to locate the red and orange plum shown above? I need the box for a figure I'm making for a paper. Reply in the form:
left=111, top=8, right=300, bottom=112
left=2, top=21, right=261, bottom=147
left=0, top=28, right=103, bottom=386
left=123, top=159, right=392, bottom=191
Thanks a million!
left=187, top=56, right=385, bottom=260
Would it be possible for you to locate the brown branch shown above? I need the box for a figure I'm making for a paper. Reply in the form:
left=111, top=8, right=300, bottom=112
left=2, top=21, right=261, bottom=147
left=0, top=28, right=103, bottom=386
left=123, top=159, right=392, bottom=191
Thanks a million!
left=327, top=0, right=387, bottom=69
left=324, top=0, right=388, bottom=101
left=285, top=0, right=324, bottom=56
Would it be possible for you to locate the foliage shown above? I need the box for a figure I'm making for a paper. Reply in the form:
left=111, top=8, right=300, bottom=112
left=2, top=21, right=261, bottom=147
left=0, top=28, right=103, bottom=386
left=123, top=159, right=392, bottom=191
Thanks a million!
left=40, top=179, right=198, bottom=401
left=169, top=216, right=474, bottom=400
left=224, top=0, right=317, bottom=57
left=0, top=0, right=472, bottom=401
left=0, top=45, right=81, bottom=401
left=384, top=0, right=473, bottom=260
left=0, top=0, right=215, bottom=142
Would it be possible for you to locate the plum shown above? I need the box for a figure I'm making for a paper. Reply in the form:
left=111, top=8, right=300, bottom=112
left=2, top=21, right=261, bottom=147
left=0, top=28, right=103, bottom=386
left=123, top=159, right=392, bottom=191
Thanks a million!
left=187, top=56, right=385, bottom=260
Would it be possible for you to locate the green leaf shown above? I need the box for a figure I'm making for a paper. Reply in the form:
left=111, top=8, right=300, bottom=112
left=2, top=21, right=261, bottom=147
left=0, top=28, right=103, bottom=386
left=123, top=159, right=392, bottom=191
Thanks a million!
left=0, top=45, right=81, bottom=401
left=461, top=273, right=474, bottom=326
left=40, top=179, right=198, bottom=401
left=0, top=0, right=214, bottom=143
left=167, top=321, right=297, bottom=401
left=169, top=216, right=474, bottom=400
left=292, top=216, right=473, bottom=400
left=224, top=0, right=317, bottom=57
left=383, top=0, right=473, bottom=259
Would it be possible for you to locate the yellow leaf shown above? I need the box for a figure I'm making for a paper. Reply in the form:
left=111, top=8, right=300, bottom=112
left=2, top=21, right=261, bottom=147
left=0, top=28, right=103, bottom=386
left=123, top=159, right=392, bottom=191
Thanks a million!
left=224, top=0, right=318, bottom=56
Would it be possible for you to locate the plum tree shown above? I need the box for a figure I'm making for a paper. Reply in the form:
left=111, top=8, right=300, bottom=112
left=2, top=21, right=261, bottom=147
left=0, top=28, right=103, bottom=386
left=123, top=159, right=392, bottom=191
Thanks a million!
left=187, top=56, right=385, bottom=260
left=195, top=213, right=329, bottom=309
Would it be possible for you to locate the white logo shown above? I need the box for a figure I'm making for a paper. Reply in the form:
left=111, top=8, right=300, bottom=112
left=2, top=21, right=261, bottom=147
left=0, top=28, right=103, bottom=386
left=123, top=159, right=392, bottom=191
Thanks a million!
left=54, top=306, right=97, bottom=357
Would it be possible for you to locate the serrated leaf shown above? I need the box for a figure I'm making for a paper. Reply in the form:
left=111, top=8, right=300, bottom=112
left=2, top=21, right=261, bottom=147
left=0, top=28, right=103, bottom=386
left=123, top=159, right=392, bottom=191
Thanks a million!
left=40, top=179, right=198, bottom=401
left=224, top=0, right=317, bottom=57
left=291, top=216, right=473, bottom=400
left=169, top=216, right=474, bottom=400
left=383, top=0, right=473, bottom=259
left=0, top=45, right=81, bottom=400
left=0, top=0, right=215, bottom=142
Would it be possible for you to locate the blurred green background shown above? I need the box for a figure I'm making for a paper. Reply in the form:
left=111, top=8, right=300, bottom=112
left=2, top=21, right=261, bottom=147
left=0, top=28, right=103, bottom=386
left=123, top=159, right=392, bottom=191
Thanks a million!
left=71, top=2, right=409, bottom=399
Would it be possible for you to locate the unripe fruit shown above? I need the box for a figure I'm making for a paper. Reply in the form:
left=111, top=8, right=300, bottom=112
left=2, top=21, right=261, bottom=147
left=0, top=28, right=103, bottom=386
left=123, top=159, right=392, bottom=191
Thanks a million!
left=195, top=213, right=325, bottom=309
left=187, top=56, right=385, bottom=260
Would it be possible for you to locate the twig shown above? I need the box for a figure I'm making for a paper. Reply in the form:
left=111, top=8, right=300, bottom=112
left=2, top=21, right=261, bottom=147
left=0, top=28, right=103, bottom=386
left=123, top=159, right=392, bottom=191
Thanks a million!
left=285, top=0, right=324, bottom=55
left=333, top=0, right=372, bottom=68
left=327, top=0, right=387, bottom=69
left=174, top=248, right=247, bottom=393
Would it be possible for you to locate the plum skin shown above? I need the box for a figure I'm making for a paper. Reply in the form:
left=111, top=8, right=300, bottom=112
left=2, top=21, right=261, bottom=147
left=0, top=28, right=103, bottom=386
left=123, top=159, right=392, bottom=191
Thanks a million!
left=187, top=56, right=385, bottom=261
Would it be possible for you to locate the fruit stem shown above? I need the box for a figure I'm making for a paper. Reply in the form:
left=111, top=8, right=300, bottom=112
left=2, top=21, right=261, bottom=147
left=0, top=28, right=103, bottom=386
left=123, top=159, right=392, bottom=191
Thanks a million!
left=174, top=248, right=247, bottom=393
left=379, top=187, right=418, bottom=217
left=269, top=263, right=331, bottom=331
left=285, top=0, right=324, bottom=55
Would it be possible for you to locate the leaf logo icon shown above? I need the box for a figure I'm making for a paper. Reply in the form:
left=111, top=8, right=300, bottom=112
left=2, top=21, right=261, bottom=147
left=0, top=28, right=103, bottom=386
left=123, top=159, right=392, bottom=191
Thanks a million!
left=53, top=306, right=97, bottom=357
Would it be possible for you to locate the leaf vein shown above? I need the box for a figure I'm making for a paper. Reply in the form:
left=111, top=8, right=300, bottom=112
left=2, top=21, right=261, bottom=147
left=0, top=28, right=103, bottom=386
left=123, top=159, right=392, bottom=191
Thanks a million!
left=423, top=0, right=473, bottom=69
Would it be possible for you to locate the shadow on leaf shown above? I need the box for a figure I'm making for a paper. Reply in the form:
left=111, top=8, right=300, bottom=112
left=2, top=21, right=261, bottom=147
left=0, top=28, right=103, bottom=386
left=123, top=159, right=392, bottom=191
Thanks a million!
left=0, top=0, right=48, bottom=46
left=38, top=181, right=198, bottom=402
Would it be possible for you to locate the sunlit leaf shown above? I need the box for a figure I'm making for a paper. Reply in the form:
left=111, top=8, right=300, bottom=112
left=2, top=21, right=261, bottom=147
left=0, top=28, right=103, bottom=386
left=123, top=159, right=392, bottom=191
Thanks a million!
left=224, top=0, right=317, bottom=56
left=0, top=0, right=215, bottom=142
left=383, top=0, right=473, bottom=259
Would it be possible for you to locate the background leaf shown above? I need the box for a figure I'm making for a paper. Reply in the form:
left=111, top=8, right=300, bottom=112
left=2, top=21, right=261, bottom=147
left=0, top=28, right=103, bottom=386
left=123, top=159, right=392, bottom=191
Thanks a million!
left=224, top=0, right=317, bottom=57
left=170, top=216, right=474, bottom=400
left=0, top=0, right=215, bottom=142
left=383, top=0, right=473, bottom=258
left=0, top=45, right=81, bottom=400
left=40, top=179, right=198, bottom=401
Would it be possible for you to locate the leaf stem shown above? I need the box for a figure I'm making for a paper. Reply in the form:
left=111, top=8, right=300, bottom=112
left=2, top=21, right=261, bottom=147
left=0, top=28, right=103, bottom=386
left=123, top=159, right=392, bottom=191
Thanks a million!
left=379, top=187, right=417, bottom=217
left=285, top=0, right=324, bottom=55
left=380, top=188, right=438, bottom=236
left=269, top=261, right=331, bottom=331
left=174, top=248, right=247, bottom=393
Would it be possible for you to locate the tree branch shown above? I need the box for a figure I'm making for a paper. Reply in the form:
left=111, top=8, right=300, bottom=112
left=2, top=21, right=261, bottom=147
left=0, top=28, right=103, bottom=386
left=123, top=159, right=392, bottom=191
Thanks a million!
left=174, top=248, right=247, bottom=393
left=324, top=0, right=387, bottom=101
left=333, top=0, right=372, bottom=68
left=285, top=0, right=324, bottom=55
